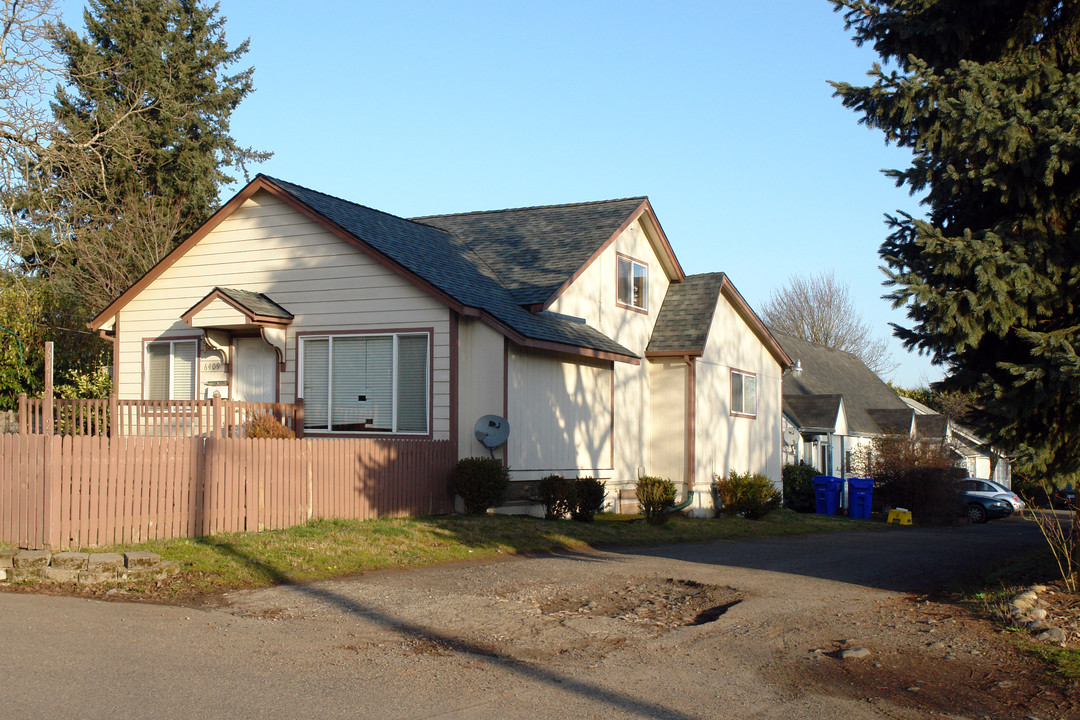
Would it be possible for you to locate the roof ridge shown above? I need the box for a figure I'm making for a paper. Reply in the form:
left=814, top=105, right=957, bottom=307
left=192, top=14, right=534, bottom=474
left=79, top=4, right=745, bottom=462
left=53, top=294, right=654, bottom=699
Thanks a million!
left=259, top=174, right=438, bottom=232
left=411, top=195, right=648, bottom=221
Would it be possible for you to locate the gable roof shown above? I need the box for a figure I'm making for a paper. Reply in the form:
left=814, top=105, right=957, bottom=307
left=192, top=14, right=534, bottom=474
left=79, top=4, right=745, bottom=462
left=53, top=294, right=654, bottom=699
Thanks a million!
left=772, top=329, right=912, bottom=436
left=413, top=197, right=673, bottom=307
left=783, top=394, right=843, bottom=432
left=91, top=175, right=638, bottom=363
left=645, top=272, right=792, bottom=367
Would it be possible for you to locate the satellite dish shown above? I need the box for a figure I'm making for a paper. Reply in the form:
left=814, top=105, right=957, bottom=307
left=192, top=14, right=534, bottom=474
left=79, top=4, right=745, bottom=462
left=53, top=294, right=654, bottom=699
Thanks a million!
left=474, top=415, right=510, bottom=455
left=783, top=426, right=800, bottom=446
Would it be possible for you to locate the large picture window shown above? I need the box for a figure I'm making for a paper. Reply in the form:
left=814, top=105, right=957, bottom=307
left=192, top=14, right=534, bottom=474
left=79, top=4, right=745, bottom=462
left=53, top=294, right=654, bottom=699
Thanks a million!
left=145, top=340, right=197, bottom=400
left=731, top=370, right=756, bottom=417
left=299, top=332, right=429, bottom=434
left=616, top=255, right=648, bottom=311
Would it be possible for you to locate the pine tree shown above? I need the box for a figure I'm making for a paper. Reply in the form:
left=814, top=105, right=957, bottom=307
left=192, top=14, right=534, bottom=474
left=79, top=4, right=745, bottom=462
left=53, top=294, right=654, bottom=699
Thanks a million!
left=831, top=1, right=1080, bottom=475
left=36, top=0, right=269, bottom=306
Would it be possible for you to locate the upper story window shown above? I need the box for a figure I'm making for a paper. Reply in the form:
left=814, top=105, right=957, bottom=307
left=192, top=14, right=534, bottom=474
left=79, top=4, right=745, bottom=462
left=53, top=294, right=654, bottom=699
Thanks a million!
left=145, top=339, right=198, bottom=400
left=299, top=332, right=429, bottom=435
left=616, top=254, right=648, bottom=311
left=731, top=369, right=757, bottom=417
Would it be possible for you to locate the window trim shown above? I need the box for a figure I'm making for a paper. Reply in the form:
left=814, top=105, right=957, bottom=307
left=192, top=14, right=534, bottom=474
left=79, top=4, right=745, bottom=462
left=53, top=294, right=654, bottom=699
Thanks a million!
left=142, top=336, right=202, bottom=401
left=297, top=329, right=432, bottom=437
left=730, top=368, right=757, bottom=418
left=615, top=253, right=649, bottom=313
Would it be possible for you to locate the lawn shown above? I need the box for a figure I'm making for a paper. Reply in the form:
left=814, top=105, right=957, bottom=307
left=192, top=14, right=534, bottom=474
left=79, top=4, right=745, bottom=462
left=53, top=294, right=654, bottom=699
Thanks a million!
left=72, top=510, right=874, bottom=599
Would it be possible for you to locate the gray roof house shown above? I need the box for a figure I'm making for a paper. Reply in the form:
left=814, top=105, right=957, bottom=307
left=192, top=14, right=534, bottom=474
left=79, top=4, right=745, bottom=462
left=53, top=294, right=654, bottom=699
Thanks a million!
left=90, top=175, right=792, bottom=515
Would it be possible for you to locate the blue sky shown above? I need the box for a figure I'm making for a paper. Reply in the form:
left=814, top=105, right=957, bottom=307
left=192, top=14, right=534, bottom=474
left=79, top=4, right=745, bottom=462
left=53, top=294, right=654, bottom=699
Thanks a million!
left=61, top=0, right=942, bottom=386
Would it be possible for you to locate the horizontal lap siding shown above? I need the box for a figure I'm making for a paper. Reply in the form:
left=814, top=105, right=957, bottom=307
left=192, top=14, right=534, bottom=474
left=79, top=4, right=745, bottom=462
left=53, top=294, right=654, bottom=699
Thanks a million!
left=0, top=436, right=454, bottom=549
left=115, top=192, right=451, bottom=436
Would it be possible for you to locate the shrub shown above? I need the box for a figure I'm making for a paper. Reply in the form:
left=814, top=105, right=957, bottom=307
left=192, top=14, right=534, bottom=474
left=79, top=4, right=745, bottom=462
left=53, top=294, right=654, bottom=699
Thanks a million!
left=451, top=457, right=510, bottom=515
left=714, top=471, right=781, bottom=520
left=571, top=477, right=606, bottom=522
left=637, top=475, right=676, bottom=525
left=537, top=474, right=576, bottom=520
left=850, top=436, right=964, bottom=524
left=243, top=412, right=296, bottom=439
left=782, top=463, right=817, bottom=513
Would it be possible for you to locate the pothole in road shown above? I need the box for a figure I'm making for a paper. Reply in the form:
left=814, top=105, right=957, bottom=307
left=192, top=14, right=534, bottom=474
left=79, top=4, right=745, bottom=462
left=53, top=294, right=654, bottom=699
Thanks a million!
left=536, top=577, right=741, bottom=629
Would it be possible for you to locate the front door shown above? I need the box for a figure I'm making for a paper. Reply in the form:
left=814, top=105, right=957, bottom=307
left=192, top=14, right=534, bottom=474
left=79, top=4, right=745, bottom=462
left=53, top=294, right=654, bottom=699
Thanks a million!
left=233, top=337, right=277, bottom=403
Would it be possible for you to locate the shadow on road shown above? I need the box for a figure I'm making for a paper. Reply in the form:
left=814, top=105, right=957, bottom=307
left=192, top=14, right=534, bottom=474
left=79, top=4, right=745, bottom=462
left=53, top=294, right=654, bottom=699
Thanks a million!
left=598, top=517, right=1046, bottom=594
left=198, top=538, right=697, bottom=720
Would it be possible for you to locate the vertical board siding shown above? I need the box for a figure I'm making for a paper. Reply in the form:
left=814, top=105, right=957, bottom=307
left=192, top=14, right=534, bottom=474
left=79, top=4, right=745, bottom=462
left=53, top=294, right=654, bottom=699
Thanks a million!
left=0, top=435, right=454, bottom=549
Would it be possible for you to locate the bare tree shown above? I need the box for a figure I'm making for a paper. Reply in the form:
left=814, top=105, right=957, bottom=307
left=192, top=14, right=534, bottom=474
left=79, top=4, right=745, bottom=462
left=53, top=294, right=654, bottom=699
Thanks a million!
left=761, top=270, right=899, bottom=377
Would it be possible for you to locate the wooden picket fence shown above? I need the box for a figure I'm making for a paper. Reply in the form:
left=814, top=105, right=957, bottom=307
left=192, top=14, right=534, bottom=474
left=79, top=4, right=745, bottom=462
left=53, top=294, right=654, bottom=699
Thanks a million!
left=18, top=395, right=303, bottom=438
left=0, top=433, right=456, bottom=550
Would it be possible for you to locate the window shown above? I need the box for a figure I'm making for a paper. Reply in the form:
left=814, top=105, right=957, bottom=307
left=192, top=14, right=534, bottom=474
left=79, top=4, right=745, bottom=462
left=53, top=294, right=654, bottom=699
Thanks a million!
left=731, top=370, right=756, bottom=417
left=299, top=332, right=429, bottom=434
left=616, top=255, right=647, bottom=311
left=145, top=340, right=197, bottom=400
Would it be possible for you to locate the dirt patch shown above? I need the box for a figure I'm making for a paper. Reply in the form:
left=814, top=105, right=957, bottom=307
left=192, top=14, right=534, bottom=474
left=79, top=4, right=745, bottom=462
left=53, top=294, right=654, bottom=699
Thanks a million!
left=792, top=595, right=1080, bottom=719
left=526, top=577, right=740, bottom=631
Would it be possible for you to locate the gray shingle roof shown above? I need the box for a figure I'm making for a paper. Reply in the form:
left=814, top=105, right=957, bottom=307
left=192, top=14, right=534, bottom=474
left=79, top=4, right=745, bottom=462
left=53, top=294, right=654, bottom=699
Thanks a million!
left=264, top=176, right=636, bottom=358
left=772, top=329, right=912, bottom=435
left=412, top=197, right=647, bottom=306
left=646, top=272, right=726, bottom=353
left=216, top=287, right=293, bottom=320
left=783, top=394, right=843, bottom=431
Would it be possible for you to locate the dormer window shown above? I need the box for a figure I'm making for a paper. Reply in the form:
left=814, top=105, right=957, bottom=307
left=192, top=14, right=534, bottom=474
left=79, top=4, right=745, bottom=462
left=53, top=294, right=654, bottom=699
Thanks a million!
left=617, top=254, right=648, bottom=311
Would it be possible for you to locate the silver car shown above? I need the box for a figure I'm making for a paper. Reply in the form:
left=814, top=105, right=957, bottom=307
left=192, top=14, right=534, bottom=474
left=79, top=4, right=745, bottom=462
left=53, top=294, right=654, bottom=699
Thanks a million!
left=959, top=478, right=1025, bottom=513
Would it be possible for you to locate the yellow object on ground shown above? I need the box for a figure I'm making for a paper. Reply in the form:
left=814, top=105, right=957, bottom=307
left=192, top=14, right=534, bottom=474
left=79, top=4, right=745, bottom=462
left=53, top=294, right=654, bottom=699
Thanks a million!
left=887, top=509, right=912, bottom=525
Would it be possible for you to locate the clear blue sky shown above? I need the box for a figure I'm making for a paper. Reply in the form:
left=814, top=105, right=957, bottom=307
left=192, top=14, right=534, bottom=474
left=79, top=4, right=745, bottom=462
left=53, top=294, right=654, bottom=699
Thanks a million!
left=61, top=0, right=943, bottom=386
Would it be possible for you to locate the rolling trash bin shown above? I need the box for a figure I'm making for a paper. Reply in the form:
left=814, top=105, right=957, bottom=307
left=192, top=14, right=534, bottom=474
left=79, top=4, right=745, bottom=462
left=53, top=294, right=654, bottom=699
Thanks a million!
left=847, top=478, right=874, bottom=519
left=813, top=476, right=842, bottom=516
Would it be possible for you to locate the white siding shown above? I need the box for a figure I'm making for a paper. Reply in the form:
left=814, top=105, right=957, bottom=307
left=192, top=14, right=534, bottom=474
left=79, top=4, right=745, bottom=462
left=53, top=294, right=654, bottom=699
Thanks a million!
left=695, top=292, right=784, bottom=492
left=648, top=359, right=687, bottom=485
left=506, top=347, right=613, bottom=482
left=115, top=191, right=452, bottom=439
left=546, top=219, right=674, bottom=488
left=457, top=317, right=506, bottom=459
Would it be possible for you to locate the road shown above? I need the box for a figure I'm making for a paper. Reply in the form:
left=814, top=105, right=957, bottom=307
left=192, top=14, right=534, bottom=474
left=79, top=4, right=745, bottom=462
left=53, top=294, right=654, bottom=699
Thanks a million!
left=0, top=517, right=1064, bottom=719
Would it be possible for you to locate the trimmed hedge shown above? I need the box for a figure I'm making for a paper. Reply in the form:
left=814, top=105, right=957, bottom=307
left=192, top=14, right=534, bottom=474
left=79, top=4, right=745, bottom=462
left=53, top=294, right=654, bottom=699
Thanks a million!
left=452, top=457, right=509, bottom=515
left=714, top=471, right=781, bottom=520
left=571, top=477, right=606, bottom=522
left=637, top=475, right=676, bottom=525
left=782, top=463, right=817, bottom=513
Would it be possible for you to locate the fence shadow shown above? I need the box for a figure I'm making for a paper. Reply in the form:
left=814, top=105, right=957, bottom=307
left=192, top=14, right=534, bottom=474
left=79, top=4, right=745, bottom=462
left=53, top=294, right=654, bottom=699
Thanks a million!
left=196, top=537, right=699, bottom=720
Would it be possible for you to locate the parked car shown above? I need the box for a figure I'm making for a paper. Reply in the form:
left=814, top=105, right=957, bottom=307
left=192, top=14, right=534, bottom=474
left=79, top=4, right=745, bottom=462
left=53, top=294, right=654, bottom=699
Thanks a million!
left=960, top=490, right=1013, bottom=524
left=958, top=478, right=1025, bottom=513
left=1051, top=486, right=1076, bottom=509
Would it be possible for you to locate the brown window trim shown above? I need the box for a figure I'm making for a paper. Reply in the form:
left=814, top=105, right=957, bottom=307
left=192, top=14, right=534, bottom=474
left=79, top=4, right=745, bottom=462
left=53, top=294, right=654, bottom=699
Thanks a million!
left=142, top=335, right=203, bottom=402
left=296, top=327, right=434, bottom=437
left=615, top=252, right=649, bottom=313
left=730, top=368, right=757, bottom=419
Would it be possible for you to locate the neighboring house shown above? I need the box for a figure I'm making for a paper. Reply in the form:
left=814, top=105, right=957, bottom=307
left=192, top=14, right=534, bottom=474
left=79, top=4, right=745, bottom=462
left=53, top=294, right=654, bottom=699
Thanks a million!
left=90, top=175, right=791, bottom=514
left=774, top=330, right=1013, bottom=490
left=772, top=330, right=914, bottom=478
left=901, top=396, right=1012, bottom=488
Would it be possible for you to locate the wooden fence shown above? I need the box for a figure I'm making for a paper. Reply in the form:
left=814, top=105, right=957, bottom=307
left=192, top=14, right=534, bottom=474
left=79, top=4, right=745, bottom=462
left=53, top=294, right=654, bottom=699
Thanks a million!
left=0, top=433, right=456, bottom=550
left=18, top=394, right=303, bottom=438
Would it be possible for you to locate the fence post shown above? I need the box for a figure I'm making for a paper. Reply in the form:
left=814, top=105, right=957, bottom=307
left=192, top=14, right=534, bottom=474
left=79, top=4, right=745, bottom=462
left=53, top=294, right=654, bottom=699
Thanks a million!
left=18, top=393, right=26, bottom=434
left=211, top=392, right=222, bottom=439
left=42, top=434, right=61, bottom=550
left=294, top=397, right=304, bottom=439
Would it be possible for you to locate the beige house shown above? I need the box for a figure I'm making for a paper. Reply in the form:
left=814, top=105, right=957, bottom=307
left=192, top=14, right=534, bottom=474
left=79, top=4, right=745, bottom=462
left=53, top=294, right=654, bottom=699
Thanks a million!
left=90, top=175, right=791, bottom=514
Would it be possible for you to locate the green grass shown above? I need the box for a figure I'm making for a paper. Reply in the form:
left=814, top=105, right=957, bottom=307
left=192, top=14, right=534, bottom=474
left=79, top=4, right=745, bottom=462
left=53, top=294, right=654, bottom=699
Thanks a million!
left=78, top=509, right=875, bottom=598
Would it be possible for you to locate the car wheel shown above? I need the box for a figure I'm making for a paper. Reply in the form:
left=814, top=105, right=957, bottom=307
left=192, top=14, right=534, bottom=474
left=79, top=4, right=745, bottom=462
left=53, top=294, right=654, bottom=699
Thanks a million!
left=965, top=504, right=988, bottom=524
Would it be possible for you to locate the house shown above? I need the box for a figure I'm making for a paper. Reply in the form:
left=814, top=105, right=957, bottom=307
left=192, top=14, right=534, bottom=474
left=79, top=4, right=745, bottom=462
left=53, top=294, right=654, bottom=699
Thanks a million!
left=89, top=175, right=791, bottom=514
left=774, top=329, right=912, bottom=478
left=774, top=330, right=1012, bottom=490
left=901, top=396, right=1012, bottom=488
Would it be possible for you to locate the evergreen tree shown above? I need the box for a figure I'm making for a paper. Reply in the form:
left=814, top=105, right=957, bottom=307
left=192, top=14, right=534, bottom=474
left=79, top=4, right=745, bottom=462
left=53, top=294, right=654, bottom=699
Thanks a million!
left=832, top=1, right=1080, bottom=475
left=32, top=0, right=268, bottom=308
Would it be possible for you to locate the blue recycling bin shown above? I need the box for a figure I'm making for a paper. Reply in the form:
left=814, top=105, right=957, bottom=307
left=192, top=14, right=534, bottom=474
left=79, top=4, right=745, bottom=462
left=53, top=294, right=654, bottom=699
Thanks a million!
left=847, top=478, right=875, bottom=520
left=813, top=476, right=842, bottom=516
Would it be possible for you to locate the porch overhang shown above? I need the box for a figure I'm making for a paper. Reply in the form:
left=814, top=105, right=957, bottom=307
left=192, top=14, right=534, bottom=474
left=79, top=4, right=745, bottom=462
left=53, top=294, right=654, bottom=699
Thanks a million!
left=181, top=287, right=293, bottom=369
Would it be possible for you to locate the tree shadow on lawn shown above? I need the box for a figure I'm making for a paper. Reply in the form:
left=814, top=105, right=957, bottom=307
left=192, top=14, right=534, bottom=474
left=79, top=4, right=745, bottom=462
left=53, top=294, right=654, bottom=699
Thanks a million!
left=196, top=536, right=699, bottom=720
